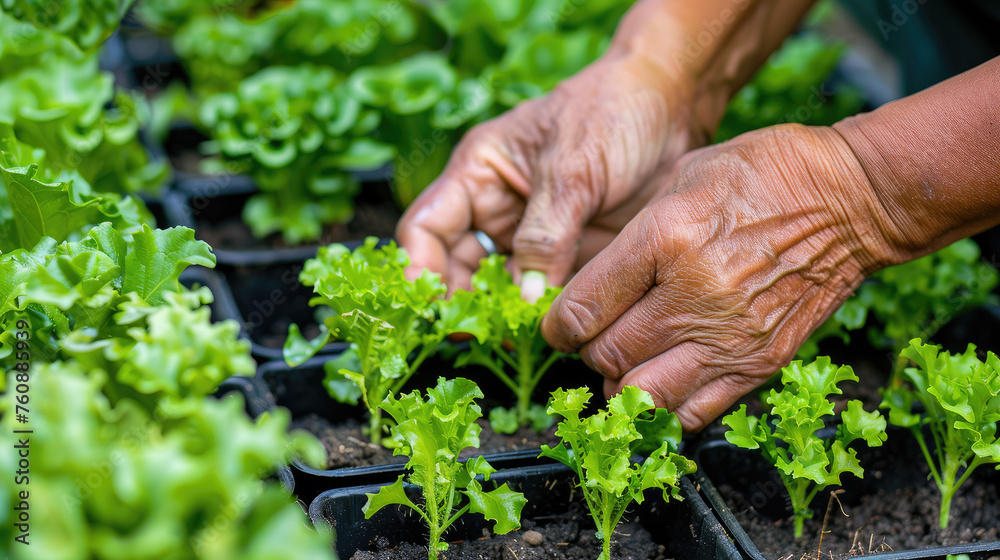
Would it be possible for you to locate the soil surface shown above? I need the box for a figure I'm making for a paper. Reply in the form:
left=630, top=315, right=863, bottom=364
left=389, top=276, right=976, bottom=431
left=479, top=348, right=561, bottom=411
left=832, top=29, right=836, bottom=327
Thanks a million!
left=293, top=413, right=561, bottom=469
left=716, top=455, right=1000, bottom=559
left=349, top=502, right=670, bottom=560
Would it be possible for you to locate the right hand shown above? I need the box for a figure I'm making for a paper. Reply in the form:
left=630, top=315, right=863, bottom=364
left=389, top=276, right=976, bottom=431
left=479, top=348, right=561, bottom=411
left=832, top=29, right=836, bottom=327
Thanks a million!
left=396, top=52, right=708, bottom=298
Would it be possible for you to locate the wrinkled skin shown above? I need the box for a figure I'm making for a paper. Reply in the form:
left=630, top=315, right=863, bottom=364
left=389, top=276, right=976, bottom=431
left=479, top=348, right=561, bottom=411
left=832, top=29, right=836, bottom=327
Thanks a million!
left=396, top=54, right=704, bottom=297
left=541, top=124, right=907, bottom=431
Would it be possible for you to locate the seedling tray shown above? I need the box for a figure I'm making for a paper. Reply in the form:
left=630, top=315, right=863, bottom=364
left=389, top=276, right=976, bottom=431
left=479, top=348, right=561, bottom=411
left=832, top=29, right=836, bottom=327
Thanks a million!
left=253, top=355, right=578, bottom=503
left=309, top=461, right=740, bottom=560
left=694, top=437, right=1000, bottom=560
left=163, top=172, right=399, bottom=267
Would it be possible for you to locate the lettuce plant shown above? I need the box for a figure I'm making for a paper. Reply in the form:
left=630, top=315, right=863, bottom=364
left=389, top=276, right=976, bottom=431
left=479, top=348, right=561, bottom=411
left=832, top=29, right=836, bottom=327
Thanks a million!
left=0, top=359, right=329, bottom=559
left=453, top=255, right=572, bottom=434
left=363, top=377, right=527, bottom=560
left=61, top=289, right=255, bottom=418
left=540, top=385, right=695, bottom=560
left=284, top=238, right=483, bottom=444
left=723, top=357, right=888, bottom=538
left=881, top=340, right=1000, bottom=528
left=0, top=0, right=134, bottom=51
left=198, top=64, right=394, bottom=243
left=0, top=16, right=167, bottom=195
left=166, top=0, right=423, bottom=94
left=0, top=161, right=147, bottom=254
left=799, top=239, right=999, bottom=374
left=0, top=221, right=215, bottom=369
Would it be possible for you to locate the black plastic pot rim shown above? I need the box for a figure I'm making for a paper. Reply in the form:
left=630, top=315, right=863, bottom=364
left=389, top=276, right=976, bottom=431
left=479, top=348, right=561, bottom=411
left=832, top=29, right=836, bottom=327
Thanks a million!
left=307, top=459, right=742, bottom=560
left=254, top=355, right=568, bottom=482
left=291, top=448, right=549, bottom=484
left=694, top=438, right=1000, bottom=560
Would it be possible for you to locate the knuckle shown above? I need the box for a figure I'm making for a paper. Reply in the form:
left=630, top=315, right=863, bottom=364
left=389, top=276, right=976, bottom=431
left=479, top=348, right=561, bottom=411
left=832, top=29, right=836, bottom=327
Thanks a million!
left=673, top=405, right=711, bottom=433
left=580, top=337, right=631, bottom=380
left=513, top=223, right=570, bottom=261
left=547, top=297, right=600, bottom=351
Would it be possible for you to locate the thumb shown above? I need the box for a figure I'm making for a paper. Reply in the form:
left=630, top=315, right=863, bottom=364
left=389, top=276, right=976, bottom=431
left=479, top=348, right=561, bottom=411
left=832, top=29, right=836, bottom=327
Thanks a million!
left=512, top=183, right=592, bottom=302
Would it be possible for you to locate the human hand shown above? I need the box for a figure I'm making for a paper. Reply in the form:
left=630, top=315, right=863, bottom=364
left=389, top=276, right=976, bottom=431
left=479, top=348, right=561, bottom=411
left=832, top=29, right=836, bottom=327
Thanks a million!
left=541, top=124, right=910, bottom=431
left=396, top=52, right=708, bottom=298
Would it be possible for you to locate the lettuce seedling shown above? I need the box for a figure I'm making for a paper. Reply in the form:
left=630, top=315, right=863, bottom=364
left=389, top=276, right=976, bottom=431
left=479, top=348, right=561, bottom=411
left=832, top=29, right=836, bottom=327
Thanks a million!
left=363, top=377, right=527, bottom=560
left=285, top=238, right=484, bottom=445
left=198, top=64, right=395, bottom=243
left=881, top=339, right=1000, bottom=528
left=723, top=357, right=887, bottom=538
left=0, top=359, right=330, bottom=559
left=540, top=386, right=695, bottom=560
left=0, top=222, right=215, bottom=371
left=798, top=239, right=998, bottom=372
left=454, top=255, right=573, bottom=434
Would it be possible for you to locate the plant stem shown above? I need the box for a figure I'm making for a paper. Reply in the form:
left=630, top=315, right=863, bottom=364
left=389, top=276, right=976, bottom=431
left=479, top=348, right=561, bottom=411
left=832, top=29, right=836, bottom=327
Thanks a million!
left=939, top=456, right=984, bottom=529
left=785, top=478, right=810, bottom=539
left=601, top=491, right=613, bottom=560
left=368, top=407, right=382, bottom=446
left=515, top=335, right=535, bottom=427
left=426, top=470, right=440, bottom=560
left=939, top=487, right=954, bottom=529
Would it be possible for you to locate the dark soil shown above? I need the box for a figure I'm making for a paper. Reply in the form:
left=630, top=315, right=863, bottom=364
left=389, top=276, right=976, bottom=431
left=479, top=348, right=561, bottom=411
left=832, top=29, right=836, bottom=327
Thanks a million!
left=349, top=503, right=670, bottom=560
left=293, top=413, right=561, bottom=470
left=711, top=436, right=1000, bottom=560
left=720, top=477, right=1000, bottom=559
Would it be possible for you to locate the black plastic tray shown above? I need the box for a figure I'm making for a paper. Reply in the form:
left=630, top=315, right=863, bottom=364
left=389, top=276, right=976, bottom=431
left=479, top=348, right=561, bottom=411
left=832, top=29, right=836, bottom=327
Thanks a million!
left=694, top=438, right=1000, bottom=560
left=218, top=258, right=354, bottom=361
left=309, top=460, right=740, bottom=560
left=253, top=355, right=564, bottom=503
left=164, top=170, right=399, bottom=268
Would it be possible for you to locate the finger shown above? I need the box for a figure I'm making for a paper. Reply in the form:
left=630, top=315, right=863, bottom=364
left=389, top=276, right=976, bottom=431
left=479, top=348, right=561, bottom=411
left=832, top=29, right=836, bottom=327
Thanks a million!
left=541, top=209, right=661, bottom=353
left=511, top=138, right=617, bottom=299
left=511, top=191, right=588, bottom=302
left=443, top=232, right=492, bottom=293
left=396, top=173, right=474, bottom=283
left=396, top=132, right=525, bottom=284
left=577, top=264, right=720, bottom=380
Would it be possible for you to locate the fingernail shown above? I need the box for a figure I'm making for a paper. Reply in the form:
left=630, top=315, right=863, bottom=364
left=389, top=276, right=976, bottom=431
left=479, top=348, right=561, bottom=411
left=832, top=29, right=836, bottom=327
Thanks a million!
left=520, top=270, right=547, bottom=304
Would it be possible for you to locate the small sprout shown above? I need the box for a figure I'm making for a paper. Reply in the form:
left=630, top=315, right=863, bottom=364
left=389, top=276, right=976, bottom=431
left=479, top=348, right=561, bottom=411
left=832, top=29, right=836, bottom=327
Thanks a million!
left=454, top=255, right=572, bottom=434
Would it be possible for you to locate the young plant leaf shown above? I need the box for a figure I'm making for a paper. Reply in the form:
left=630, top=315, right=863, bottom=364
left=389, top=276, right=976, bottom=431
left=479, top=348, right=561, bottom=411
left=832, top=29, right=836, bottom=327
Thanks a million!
left=723, top=357, right=887, bottom=538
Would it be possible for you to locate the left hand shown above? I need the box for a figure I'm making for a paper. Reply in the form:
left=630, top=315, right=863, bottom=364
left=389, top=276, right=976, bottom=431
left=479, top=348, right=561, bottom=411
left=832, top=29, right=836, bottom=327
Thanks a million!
left=541, top=123, right=911, bottom=431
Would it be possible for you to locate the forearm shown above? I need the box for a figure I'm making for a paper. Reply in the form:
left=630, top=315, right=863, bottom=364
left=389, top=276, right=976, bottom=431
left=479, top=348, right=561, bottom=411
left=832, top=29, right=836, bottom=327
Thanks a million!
left=607, top=0, right=817, bottom=140
left=833, top=56, right=1000, bottom=263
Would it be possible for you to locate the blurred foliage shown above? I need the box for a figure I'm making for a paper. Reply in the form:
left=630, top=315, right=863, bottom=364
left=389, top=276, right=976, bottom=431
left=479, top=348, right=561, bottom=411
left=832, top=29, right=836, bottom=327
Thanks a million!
left=0, top=0, right=136, bottom=51
left=798, top=239, right=1000, bottom=372
left=0, top=138, right=332, bottom=558
left=138, top=0, right=863, bottom=243
left=0, top=12, right=167, bottom=195
left=716, top=34, right=864, bottom=142
left=198, top=64, right=394, bottom=242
